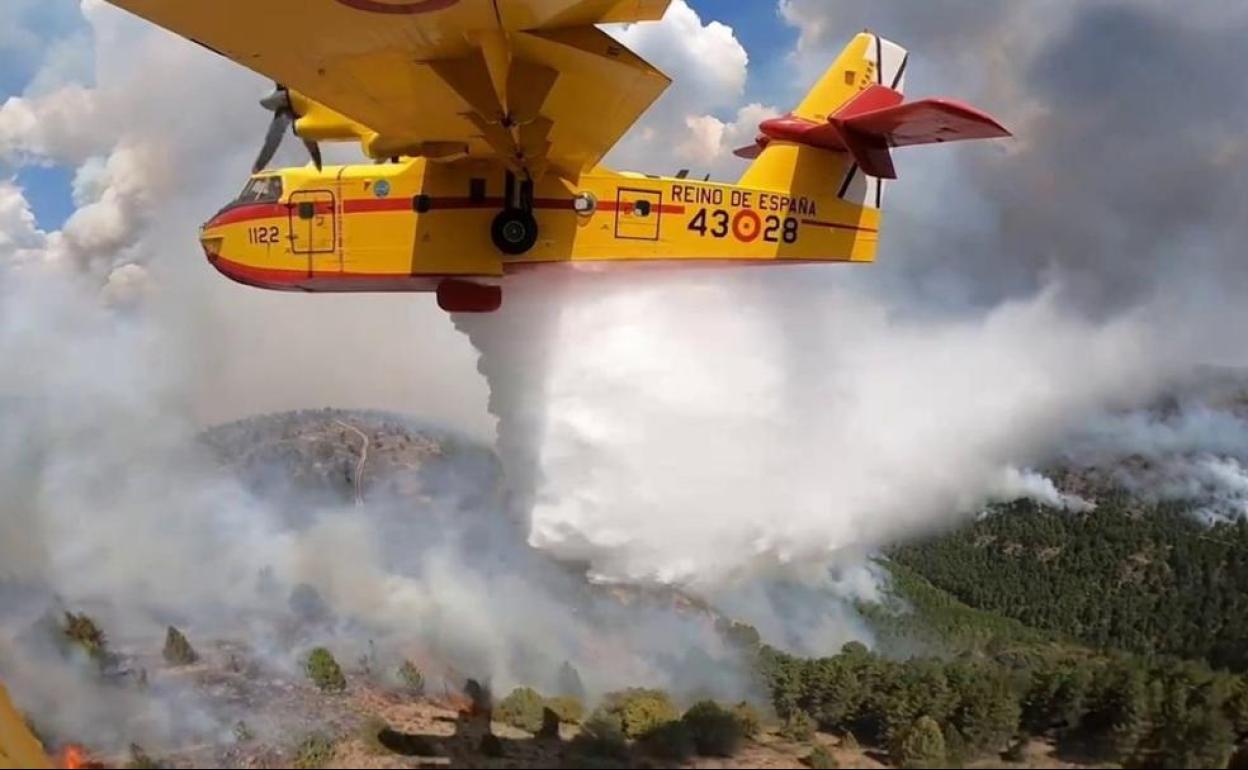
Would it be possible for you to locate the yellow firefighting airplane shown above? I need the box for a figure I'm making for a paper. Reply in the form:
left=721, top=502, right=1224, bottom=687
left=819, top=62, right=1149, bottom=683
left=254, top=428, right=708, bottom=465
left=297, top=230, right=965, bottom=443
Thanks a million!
left=105, top=0, right=1009, bottom=313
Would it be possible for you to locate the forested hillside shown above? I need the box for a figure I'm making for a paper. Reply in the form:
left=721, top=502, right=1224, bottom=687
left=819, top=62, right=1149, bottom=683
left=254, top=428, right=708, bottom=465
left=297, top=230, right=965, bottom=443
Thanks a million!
left=889, top=497, right=1248, bottom=671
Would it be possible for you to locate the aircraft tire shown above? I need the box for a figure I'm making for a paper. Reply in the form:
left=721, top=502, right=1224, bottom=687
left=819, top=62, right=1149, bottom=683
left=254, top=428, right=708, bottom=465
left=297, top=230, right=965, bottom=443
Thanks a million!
left=491, top=208, right=539, bottom=255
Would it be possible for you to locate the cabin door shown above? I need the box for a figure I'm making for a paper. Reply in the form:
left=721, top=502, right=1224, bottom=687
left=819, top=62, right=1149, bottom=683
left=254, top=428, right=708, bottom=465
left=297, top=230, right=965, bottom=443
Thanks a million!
left=288, top=189, right=338, bottom=274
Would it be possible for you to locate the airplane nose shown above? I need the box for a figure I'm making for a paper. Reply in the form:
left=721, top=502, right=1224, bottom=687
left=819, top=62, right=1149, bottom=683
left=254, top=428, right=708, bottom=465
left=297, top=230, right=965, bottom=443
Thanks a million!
left=200, top=233, right=224, bottom=263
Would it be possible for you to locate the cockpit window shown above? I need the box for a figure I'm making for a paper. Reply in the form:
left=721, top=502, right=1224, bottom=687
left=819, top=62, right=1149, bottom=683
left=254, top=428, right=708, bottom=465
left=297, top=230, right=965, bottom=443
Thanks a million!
left=236, top=176, right=283, bottom=204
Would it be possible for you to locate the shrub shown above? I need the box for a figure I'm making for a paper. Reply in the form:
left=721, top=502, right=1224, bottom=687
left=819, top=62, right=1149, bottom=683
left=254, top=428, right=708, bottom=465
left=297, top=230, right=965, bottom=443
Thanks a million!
left=546, top=695, right=585, bottom=724
left=162, top=626, right=198, bottom=666
left=62, top=612, right=108, bottom=662
left=640, top=720, right=695, bottom=762
left=398, top=659, right=424, bottom=694
left=573, top=710, right=629, bottom=760
left=783, top=711, right=816, bottom=742
left=806, top=744, right=838, bottom=769
left=293, top=733, right=335, bottom=769
left=892, top=716, right=946, bottom=769
left=681, top=700, right=743, bottom=757
left=233, top=721, right=254, bottom=743
left=600, top=688, right=679, bottom=739
left=305, top=647, right=346, bottom=693
left=497, top=687, right=547, bottom=733
left=732, top=701, right=762, bottom=738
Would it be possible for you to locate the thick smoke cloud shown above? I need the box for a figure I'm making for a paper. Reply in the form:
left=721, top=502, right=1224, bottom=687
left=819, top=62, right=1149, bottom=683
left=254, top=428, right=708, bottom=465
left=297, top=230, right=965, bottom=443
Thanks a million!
left=780, top=0, right=1248, bottom=313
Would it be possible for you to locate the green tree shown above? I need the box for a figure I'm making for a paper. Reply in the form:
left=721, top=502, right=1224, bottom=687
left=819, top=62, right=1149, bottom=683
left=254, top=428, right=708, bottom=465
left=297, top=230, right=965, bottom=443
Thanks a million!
left=945, top=663, right=1019, bottom=754
left=681, top=701, right=743, bottom=757
left=599, top=688, right=679, bottom=739
left=305, top=647, right=346, bottom=693
left=162, top=626, right=198, bottom=666
left=783, top=710, right=816, bottom=742
left=1224, top=676, right=1248, bottom=737
left=892, top=715, right=947, bottom=769
left=806, top=744, right=837, bottom=769
left=496, top=687, right=547, bottom=733
left=640, top=720, right=695, bottom=762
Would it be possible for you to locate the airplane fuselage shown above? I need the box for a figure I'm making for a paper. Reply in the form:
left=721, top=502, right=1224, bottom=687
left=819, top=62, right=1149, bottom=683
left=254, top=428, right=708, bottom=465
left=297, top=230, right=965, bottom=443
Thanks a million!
left=199, top=149, right=880, bottom=311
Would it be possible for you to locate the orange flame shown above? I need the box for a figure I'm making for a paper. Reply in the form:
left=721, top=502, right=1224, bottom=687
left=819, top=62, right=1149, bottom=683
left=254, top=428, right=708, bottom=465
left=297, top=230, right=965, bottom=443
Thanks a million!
left=58, top=744, right=90, bottom=770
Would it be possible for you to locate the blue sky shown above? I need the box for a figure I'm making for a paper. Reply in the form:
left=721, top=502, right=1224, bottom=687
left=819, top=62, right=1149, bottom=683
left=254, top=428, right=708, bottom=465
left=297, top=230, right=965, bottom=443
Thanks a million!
left=3, top=1, right=791, bottom=232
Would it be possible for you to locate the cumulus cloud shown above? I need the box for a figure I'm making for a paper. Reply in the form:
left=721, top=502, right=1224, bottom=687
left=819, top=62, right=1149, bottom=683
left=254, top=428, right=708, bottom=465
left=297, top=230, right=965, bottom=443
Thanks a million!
left=604, top=0, right=754, bottom=179
left=0, top=179, right=48, bottom=265
left=674, top=103, right=782, bottom=180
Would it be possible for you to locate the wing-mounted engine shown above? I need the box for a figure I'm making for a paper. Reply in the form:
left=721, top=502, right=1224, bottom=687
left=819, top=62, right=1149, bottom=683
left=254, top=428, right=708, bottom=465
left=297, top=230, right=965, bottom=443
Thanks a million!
left=253, top=85, right=471, bottom=172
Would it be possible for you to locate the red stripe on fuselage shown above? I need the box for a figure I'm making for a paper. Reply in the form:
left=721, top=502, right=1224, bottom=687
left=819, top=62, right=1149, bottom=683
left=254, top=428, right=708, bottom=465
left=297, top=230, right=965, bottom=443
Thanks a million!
left=203, top=196, right=690, bottom=229
left=342, top=198, right=412, bottom=213
left=205, top=203, right=286, bottom=227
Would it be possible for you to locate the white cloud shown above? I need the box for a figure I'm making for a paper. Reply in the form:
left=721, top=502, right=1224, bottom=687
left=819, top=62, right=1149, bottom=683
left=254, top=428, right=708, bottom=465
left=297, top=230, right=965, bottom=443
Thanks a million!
left=0, top=2, right=491, bottom=431
left=675, top=114, right=724, bottom=167
left=604, top=0, right=750, bottom=178
left=0, top=85, right=108, bottom=165
left=0, top=178, right=48, bottom=265
left=609, top=0, right=747, bottom=111
left=673, top=103, right=781, bottom=181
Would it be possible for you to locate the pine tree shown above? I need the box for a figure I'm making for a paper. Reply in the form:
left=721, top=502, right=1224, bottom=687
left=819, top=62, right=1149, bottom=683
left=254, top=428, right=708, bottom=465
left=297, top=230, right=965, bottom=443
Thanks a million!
left=163, top=626, right=198, bottom=666
left=893, top=715, right=946, bottom=769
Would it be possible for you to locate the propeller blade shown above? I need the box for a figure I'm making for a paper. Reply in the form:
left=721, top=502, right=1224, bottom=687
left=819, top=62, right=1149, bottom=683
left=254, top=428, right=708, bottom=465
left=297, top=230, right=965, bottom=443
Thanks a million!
left=253, top=111, right=292, bottom=173
left=259, top=84, right=291, bottom=114
left=303, top=138, right=323, bottom=171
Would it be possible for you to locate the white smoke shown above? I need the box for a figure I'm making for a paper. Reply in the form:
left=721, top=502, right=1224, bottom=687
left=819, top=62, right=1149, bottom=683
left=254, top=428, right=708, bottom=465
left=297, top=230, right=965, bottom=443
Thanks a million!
left=1058, top=400, right=1248, bottom=520
left=456, top=269, right=1171, bottom=589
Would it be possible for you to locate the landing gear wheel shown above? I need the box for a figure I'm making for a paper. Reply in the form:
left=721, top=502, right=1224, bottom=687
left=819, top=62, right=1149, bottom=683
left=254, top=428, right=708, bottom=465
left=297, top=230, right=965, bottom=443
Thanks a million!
left=491, top=208, right=538, bottom=255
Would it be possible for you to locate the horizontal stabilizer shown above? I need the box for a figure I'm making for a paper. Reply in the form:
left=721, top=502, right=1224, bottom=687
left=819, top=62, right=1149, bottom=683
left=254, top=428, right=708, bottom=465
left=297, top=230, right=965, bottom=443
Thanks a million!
left=835, top=98, right=1011, bottom=149
left=830, top=97, right=1011, bottom=179
left=733, top=141, right=763, bottom=159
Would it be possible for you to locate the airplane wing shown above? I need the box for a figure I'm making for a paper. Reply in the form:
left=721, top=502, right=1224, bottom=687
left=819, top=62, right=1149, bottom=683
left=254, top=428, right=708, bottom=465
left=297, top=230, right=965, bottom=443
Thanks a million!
left=103, top=0, right=672, bottom=177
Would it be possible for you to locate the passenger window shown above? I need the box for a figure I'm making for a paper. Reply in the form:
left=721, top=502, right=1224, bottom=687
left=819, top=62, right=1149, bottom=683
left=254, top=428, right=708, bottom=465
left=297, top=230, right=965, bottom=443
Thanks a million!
left=297, top=202, right=315, bottom=220
left=633, top=200, right=651, bottom=217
